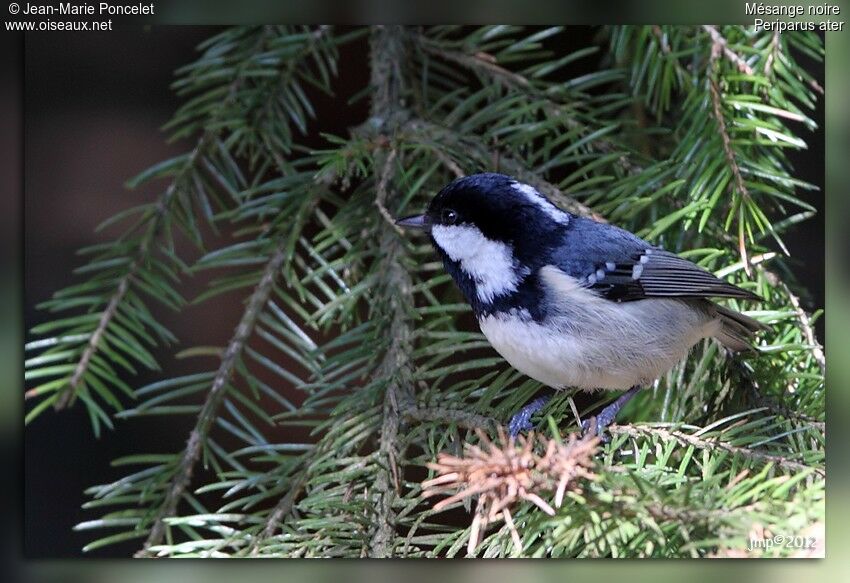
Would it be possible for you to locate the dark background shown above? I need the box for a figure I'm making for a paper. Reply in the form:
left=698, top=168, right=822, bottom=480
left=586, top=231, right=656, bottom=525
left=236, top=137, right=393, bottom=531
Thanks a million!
left=23, top=26, right=825, bottom=558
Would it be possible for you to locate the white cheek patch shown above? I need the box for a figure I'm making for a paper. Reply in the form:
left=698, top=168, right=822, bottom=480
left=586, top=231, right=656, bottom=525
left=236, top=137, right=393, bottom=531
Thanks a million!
left=511, top=182, right=569, bottom=224
left=431, top=224, right=526, bottom=303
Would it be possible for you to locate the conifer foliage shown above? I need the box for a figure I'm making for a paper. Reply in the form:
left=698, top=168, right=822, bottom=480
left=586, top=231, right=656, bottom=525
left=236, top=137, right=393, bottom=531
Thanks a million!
left=25, top=25, right=824, bottom=557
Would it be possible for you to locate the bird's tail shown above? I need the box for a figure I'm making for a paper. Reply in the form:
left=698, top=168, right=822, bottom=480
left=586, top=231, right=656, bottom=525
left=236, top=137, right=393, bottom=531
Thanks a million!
left=712, top=304, right=769, bottom=353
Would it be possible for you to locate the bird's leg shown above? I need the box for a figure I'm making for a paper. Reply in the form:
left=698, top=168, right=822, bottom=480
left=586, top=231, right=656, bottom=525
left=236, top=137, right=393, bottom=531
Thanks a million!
left=507, top=392, right=555, bottom=437
left=581, top=385, right=641, bottom=438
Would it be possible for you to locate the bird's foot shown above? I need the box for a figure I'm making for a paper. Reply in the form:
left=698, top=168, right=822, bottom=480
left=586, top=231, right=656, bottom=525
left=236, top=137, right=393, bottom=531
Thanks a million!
left=580, top=386, right=641, bottom=441
left=580, top=416, right=612, bottom=443
left=507, top=394, right=552, bottom=437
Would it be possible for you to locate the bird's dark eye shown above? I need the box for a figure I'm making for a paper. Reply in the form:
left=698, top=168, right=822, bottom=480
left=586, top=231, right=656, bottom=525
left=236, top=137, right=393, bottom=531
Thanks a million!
left=441, top=209, right=459, bottom=225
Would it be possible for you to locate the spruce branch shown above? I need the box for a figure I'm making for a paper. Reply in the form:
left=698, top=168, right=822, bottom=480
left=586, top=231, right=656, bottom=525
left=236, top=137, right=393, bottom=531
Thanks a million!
left=365, top=25, right=414, bottom=558
left=138, top=238, right=289, bottom=555
left=608, top=424, right=823, bottom=476
left=403, top=117, right=600, bottom=218
left=31, top=25, right=823, bottom=559
left=414, top=33, right=532, bottom=89
left=249, top=443, right=325, bottom=555
left=53, top=134, right=210, bottom=410
left=411, top=30, right=642, bottom=176
left=239, top=25, right=337, bottom=162
left=33, top=26, right=293, bottom=420
left=743, top=383, right=825, bottom=430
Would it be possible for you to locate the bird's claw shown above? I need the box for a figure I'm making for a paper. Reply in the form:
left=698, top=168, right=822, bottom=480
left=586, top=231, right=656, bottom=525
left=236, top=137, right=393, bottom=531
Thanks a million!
left=580, top=386, right=640, bottom=442
left=508, top=414, right=534, bottom=437
left=507, top=395, right=552, bottom=437
left=580, top=416, right=611, bottom=443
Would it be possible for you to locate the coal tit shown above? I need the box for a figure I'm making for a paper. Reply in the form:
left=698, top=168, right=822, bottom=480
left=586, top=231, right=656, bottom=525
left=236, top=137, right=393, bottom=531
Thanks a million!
left=397, top=173, right=767, bottom=436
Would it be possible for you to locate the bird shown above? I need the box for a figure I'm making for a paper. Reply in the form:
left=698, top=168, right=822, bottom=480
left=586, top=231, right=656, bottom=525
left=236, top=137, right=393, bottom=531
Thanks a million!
left=396, top=172, right=767, bottom=437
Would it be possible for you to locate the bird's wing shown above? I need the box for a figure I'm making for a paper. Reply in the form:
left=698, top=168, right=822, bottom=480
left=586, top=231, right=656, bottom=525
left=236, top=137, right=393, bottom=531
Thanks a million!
left=581, top=248, right=760, bottom=301
left=549, top=218, right=760, bottom=302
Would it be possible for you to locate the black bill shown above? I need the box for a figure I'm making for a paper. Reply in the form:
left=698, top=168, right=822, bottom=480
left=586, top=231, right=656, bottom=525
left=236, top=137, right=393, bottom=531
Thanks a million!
left=395, top=214, right=430, bottom=230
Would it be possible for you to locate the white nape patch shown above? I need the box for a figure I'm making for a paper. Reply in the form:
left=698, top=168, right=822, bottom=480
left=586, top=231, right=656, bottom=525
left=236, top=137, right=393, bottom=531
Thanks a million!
left=511, top=182, right=569, bottom=224
left=478, top=264, right=719, bottom=390
left=431, top=224, right=526, bottom=303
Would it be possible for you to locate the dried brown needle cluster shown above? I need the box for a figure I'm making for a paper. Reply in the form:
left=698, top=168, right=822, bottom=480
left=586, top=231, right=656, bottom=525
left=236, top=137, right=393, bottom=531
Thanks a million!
left=421, top=428, right=599, bottom=555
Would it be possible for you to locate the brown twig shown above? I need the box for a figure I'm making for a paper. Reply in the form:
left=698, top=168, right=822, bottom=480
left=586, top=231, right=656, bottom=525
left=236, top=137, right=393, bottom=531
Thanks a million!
left=54, top=268, right=134, bottom=409
left=651, top=25, right=672, bottom=55
left=402, top=403, right=497, bottom=431
left=708, top=43, right=753, bottom=275
left=761, top=270, right=825, bottom=375
left=703, top=25, right=754, bottom=75
left=375, top=147, right=404, bottom=235
left=763, top=29, right=781, bottom=77
left=756, top=28, right=823, bottom=95
left=433, top=148, right=464, bottom=178
left=781, top=281, right=826, bottom=373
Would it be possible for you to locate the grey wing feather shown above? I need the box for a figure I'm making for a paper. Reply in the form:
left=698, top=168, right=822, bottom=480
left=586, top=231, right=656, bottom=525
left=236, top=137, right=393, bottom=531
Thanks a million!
left=590, top=249, right=761, bottom=302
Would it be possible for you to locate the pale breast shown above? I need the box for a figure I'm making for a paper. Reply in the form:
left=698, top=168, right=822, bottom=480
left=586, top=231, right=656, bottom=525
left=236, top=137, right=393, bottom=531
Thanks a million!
left=478, top=267, right=719, bottom=390
left=479, top=310, right=637, bottom=389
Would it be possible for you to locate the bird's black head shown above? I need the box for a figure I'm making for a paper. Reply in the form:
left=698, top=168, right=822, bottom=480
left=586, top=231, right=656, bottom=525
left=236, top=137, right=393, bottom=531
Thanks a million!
left=397, top=173, right=571, bottom=314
